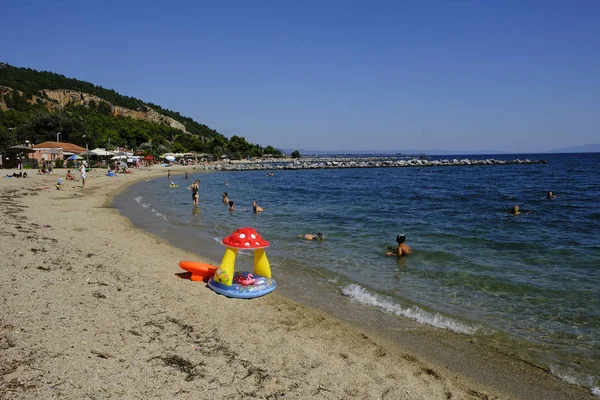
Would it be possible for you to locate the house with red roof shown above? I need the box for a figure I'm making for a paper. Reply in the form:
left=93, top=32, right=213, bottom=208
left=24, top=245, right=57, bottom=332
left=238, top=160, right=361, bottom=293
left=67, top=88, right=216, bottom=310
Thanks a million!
left=31, top=141, right=86, bottom=163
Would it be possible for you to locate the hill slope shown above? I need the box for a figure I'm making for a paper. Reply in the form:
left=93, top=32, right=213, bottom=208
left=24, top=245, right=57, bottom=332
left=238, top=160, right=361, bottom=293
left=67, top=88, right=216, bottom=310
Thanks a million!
left=0, top=63, right=278, bottom=158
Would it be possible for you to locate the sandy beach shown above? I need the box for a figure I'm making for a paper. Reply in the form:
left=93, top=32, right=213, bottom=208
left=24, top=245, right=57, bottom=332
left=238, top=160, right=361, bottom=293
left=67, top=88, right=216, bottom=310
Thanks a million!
left=0, top=166, right=594, bottom=400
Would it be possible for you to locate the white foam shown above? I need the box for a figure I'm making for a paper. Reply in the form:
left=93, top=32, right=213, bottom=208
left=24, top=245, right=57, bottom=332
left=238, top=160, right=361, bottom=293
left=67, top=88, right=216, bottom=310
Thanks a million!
left=550, top=366, right=599, bottom=396
left=341, top=283, right=477, bottom=334
left=134, top=197, right=168, bottom=221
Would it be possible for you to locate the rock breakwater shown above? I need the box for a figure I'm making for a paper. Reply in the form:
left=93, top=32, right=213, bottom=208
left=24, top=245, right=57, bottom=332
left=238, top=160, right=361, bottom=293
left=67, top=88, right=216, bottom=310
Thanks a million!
left=195, top=157, right=547, bottom=172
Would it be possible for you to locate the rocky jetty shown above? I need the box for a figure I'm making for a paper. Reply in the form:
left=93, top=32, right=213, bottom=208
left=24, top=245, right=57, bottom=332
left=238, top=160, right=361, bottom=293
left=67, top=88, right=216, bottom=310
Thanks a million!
left=195, top=157, right=547, bottom=172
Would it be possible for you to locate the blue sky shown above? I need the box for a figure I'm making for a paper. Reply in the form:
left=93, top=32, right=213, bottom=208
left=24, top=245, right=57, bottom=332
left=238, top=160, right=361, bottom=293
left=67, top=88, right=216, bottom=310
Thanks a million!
left=2, top=0, right=599, bottom=153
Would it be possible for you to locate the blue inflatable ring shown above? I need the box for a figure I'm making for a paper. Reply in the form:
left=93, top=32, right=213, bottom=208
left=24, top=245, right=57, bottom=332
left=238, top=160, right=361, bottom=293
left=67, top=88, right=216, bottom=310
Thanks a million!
left=208, top=271, right=276, bottom=299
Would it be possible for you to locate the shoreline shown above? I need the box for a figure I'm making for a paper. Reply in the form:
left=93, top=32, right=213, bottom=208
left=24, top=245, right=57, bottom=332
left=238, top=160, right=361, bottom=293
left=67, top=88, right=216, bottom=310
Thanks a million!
left=0, top=166, right=594, bottom=399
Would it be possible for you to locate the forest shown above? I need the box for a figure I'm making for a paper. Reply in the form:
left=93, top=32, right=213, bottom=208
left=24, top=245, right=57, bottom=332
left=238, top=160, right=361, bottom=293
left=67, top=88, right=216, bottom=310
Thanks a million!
left=0, top=63, right=286, bottom=159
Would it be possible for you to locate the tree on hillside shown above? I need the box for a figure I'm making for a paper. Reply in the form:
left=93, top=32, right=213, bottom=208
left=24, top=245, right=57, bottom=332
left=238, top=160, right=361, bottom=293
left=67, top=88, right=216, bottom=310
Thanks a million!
left=291, top=150, right=301, bottom=158
left=227, top=135, right=252, bottom=160
left=263, top=145, right=276, bottom=154
left=0, top=125, right=17, bottom=152
left=209, top=135, right=228, bottom=158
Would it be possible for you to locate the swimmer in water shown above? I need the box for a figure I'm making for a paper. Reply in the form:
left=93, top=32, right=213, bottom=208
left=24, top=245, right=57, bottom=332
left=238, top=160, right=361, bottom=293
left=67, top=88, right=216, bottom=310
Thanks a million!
left=545, top=191, right=556, bottom=199
left=510, top=205, right=521, bottom=215
left=386, top=234, right=412, bottom=257
left=223, top=192, right=229, bottom=204
left=229, top=200, right=235, bottom=211
left=299, top=233, right=325, bottom=241
left=252, top=201, right=263, bottom=213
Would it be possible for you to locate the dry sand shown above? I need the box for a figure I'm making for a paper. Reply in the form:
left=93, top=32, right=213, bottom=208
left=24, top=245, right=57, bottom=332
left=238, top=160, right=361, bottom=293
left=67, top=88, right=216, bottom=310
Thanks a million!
left=0, top=166, right=594, bottom=399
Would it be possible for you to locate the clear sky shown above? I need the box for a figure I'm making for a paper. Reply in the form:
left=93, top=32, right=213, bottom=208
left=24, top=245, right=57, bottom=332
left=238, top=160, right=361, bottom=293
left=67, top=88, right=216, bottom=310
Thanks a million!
left=1, top=0, right=599, bottom=153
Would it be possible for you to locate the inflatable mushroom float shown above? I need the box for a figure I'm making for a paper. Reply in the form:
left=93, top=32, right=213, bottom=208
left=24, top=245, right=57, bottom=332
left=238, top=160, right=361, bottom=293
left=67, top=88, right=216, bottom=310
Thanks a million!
left=208, top=227, right=276, bottom=298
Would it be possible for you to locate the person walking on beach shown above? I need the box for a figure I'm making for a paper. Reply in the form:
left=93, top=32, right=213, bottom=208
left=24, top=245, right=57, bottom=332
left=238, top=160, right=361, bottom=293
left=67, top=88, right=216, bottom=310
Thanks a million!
left=252, top=201, right=263, bottom=213
left=79, top=163, right=86, bottom=188
left=188, top=178, right=199, bottom=206
left=386, top=234, right=411, bottom=257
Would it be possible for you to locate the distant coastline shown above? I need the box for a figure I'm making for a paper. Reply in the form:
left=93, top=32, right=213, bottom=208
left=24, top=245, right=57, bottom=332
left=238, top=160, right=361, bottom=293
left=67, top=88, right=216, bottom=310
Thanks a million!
left=282, top=145, right=600, bottom=156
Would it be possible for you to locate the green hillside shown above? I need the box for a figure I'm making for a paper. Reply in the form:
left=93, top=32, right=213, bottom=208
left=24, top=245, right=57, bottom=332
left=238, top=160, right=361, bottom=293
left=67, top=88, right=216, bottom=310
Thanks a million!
left=0, top=63, right=282, bottom=158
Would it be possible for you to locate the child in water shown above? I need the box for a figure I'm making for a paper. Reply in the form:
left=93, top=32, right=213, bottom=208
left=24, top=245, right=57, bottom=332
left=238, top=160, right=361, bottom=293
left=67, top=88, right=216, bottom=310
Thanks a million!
left=299, top=233, right=325, bottom=241
left=386, top=234, right=412, bottom=257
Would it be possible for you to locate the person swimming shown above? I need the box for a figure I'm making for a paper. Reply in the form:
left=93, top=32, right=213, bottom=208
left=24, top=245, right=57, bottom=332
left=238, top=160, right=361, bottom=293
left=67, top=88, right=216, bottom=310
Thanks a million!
left=299, top=233, right=324, bottom=241
left=228, top=200, right=235, bottom=211
left=510, top=205, right=521, bottom=215
left=252, top=201, right=263, bottom=213
left=223, top=192, right=229, bottom=204
left=545, top=191, right=556, bottom=199
left=386, top=234, right=412, bottom=257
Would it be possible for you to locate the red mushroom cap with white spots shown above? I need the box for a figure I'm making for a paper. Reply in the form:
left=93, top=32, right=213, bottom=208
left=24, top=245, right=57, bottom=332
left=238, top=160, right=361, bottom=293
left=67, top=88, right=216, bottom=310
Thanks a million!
left=222, top=227, right=270, bottom=249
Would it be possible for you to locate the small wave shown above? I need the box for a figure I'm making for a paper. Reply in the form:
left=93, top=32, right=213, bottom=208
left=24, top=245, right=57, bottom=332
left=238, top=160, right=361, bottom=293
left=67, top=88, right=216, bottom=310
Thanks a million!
left=135, top=195, right=151, bottom=209
left=154, top=211, right=168, bottom=221
left=341, top=284, right=477, bottom=334
left=550, top=366, right=600, bottom=397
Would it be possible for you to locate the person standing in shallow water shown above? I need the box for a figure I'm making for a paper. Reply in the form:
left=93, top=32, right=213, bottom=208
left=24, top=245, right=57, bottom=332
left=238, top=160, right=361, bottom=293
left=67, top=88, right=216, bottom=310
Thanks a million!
left=386, top=234, right=411, bottom=257
left=188, top=178, right=199, bottom=206
left=228, top=200, right=235, bottom=211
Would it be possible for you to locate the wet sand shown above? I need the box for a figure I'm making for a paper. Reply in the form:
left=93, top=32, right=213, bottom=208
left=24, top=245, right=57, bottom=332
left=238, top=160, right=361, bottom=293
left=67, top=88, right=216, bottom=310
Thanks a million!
left=0, top=166, right=594, bottom=399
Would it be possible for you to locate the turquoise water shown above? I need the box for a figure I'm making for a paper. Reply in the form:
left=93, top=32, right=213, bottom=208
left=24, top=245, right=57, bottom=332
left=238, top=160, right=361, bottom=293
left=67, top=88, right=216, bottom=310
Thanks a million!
left=115, top=153, right=600, bottom=394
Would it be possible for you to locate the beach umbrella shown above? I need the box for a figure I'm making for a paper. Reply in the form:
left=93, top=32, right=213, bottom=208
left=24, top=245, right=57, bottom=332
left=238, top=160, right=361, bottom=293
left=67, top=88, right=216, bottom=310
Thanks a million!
left=110, top=155, right=128, bottom=160
left=143, top=155, right=155, bottom=161
left=67, top=154, right=83, bottom=161
left=5, top=145, right=37, bottom=153
left=165, top=155, right=176, bottom=162
left=80, top=150, right=95, bottom=157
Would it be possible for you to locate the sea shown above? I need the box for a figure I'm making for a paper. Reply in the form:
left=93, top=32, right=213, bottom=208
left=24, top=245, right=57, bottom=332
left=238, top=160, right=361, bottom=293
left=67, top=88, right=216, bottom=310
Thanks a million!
left=114, top=153, right=600, bottom=395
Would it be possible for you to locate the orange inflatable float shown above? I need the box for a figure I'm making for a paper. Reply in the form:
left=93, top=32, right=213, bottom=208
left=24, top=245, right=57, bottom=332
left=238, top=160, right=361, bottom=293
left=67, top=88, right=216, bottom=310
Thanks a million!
left=179, top=261, right=217, bottom=282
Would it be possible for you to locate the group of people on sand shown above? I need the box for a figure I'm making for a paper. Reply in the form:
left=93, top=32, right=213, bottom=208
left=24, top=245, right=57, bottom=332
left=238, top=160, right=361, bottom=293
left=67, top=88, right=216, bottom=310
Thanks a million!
left=510, top=191, right=556, bottom=215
